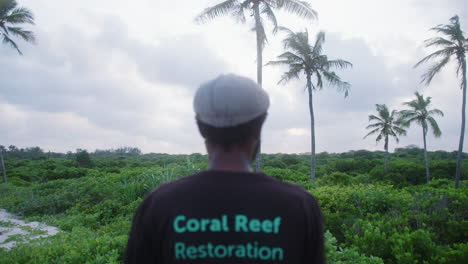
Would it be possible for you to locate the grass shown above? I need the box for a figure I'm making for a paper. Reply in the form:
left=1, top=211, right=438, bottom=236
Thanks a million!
left=0, top=221, right=16, bottom=227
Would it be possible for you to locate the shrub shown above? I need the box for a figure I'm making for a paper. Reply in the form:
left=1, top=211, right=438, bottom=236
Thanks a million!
left=320, top=172, right=352, bottom=185
left=263, top=167, right=309, bottom=182
left=325, top=230, right=384, bottom=263
left=76, top=150, right=93, bottom=168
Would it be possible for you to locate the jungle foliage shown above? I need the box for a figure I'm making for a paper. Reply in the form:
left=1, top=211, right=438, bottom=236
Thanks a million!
left=0, top=147, right=467, bottom=263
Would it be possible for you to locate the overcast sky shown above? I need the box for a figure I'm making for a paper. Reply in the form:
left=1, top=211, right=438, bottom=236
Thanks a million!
left=1, top=0, right=467, bottom=154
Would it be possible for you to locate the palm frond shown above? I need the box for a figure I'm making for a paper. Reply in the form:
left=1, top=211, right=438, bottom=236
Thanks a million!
left=414, top=47, right=455, bottom=68
left=0, top=23, right=9, bottom=35
left=363, top=127, right=381, bottom=139
left=424, top=37, right=455, bottom=48
left=366, top=123, right=383, bottom=129
left=393, top=126, right=407, bottom=136
left=194, top=0, right=240, bottom=24
left=420, top=55, right=451, bottom=85
left=403, top=117, right=420, bottom=128
left=277, top=25, right=293, bottom=35
left=428, top=109, right=444, bottom=117
left=415, top=15, right=466, bottom=89
left=1, top=32, right=21, bottom=54
left=7, top=26, right=35, bottom=43
left=315, top=71, right=323, bottom=89
left=260, top=2, right=278, bottom=33
left=376, top=133, right=384, bottom=143
left=376, top=104, right=390, bottom=119
left=276, top=51, right=304, bottom=63
left=265, top=59, right=291, bottom=66
left=399, top=110, right=419, bottom=127
left=311, top=31, right=325, bottom=55
left=0, top=0, right=17, bottom=17
left=430, top=16, right=464, bottom=42
left=231, top=1, right=249, bottom=23
left=419, top=92, right=431, bottom=106
left=278, top=68, right=301, bottom=84
left=275, top=0, right=317, bottom=20
left=326, top=59, right=352, bottom=69
left=402, top=99, right=420, bottom=109
left=322, top=70, right=350, bottom=97
left=430, top=24, right=459, bottom=40
left=368, top=114, right=383, bottom=123
left=427, top=116, right=442, bottom=137
left=282, top=30, right=311, bottom=58
left=3, top=7, right=34, bottom=24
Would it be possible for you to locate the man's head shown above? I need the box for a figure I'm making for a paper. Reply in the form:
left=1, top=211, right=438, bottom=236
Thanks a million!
left=194, top=74, right=269, bottom=158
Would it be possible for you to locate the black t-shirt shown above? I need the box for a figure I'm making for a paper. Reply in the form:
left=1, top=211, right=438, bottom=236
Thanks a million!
left=125, top=170, right=325, bottom=264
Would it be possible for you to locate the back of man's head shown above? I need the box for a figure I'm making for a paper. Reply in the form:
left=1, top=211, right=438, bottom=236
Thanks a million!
left=193, top=74, right=269, bottom=151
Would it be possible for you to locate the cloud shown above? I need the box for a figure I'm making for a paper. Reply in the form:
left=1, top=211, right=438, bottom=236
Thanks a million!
left=0, top=14, right=226, bottom=153
left=92, top=16, right=228, bottom=87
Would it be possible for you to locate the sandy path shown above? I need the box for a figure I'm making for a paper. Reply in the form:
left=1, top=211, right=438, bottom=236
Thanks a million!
left=0, top=209, right=60, bottom=250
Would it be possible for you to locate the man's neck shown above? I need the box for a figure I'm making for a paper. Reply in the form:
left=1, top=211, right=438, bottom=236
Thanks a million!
left=208, top=150, right=253, bottom=172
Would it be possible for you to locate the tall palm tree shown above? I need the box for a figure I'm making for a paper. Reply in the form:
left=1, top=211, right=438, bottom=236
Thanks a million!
left=267, top=29, right=351, bottom=182
left=414, top=15, right=467, bottom=188
left=400, top=92, right=444, bottom=183
left=0, top=149, right=6, bottom=183
left=195, top=0, right=317, bottom=171
left=0, top=0, right=35, bottom=55
left=364, top=104, right=407, bottom=173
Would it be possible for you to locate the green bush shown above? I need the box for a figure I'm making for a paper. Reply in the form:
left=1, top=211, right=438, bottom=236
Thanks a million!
left=0, top=226, right=127, bottom=264
left=8, top=177, right=32, bottom=187
left=263, top=167, right=309, bottom=182
left=325, top=230, right=384, bottom=263
left=320, top=172, right=352, bottom=185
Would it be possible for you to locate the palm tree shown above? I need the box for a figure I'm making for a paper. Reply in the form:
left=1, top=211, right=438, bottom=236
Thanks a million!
left=400, top=92, right=444, bottom=183
left=195, top=0, right=317, bottom=171
left=267, top=29, right=351, bottom=182
left=414, top=15, right=467, bottom=188
left=364, top=104, right=407, bottom=173
left=0, top=149, right=6, bottom=183
left=0, top=0, right=35, bottom=55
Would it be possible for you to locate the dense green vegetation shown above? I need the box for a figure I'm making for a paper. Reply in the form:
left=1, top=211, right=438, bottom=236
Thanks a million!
left=0, top=147, right=467, bottom=263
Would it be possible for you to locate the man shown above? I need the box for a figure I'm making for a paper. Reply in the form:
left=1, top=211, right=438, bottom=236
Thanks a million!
left=125, top=74, right=325, bottom=263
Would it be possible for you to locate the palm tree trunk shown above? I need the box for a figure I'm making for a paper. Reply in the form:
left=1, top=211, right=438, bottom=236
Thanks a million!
left=384, top=136, right=389, bottom=173
left=0, top=150, right=6, bottom=183
left=455, top=57, right=467, bottom=189
left=307, top=75, right=316, bottom=182
left=254, top=2, right=263, bottom=172
left=423, top=126, right=430, bottom=183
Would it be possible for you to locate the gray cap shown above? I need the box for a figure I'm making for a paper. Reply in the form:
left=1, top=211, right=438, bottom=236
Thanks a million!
left=194, top=74, right=270, bottom=127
